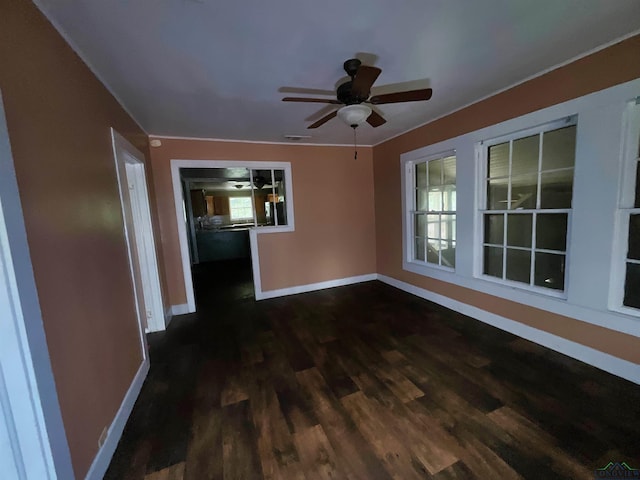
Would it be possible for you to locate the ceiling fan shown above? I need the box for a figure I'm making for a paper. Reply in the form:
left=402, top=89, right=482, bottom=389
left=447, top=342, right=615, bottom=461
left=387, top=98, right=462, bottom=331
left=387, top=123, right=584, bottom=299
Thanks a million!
left=282, top=58, right=432, bottom=130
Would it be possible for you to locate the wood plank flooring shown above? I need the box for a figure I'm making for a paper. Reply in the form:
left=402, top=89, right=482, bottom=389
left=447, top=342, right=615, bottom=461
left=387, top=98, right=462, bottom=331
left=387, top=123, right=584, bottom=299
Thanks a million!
left=105, top=259, right=640, bottom=479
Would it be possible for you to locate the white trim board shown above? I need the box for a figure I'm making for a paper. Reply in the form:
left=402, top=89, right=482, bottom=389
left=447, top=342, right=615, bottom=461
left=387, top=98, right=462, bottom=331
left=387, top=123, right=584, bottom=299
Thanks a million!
left=0, top=89, right=74, bottom=479
left=150, top=135, right=372, bottom=148
left=255, top=273, right=377, bottom=301
left=84, top=359, right=150, bottom=480
left=377, top=274, right=640, bottom=385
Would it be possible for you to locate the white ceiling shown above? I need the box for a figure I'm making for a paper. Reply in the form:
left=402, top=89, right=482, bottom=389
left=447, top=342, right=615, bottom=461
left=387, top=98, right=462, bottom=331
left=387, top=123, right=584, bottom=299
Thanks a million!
left=36, top=0, right=640, bottom=146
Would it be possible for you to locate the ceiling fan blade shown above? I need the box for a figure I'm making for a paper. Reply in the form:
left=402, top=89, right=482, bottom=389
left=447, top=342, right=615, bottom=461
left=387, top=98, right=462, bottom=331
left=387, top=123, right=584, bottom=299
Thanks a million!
left=369, top=88, right=433, bottom=105
left=366, top=110, right=386, bottom=128
left=308, top=110, right=337, bottom=129
left=351, top=66, right=382, bottom=98
left=282, top=97, right=341, bottom=104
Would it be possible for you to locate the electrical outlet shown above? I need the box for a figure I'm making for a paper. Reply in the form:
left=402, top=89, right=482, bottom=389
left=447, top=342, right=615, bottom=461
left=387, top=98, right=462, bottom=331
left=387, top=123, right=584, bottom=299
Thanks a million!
left=98, top=426, right=108, bottom=448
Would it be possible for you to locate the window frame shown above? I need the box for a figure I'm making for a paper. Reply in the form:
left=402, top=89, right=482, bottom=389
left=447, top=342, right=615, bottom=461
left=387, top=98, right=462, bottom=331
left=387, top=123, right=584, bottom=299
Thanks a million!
left=610, top=99, right=640, bottom=316
left=406, top=150, right=457, bottom=272
left=476, top=117, right=577, bottom=298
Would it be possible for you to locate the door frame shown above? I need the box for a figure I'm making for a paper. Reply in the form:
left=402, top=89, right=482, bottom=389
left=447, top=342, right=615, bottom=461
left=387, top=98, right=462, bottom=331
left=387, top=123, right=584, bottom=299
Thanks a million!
left=0, top=90, right=74, bottom=479
left=111, top=130, right=166, bottom=333
left=169, top=159, right=295, bottom=313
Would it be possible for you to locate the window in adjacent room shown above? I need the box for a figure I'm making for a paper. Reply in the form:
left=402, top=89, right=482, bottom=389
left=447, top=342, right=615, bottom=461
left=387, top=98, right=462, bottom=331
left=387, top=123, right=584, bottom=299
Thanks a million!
left=229, top=197, right=253, bottom=221
left=480, top=118, right=576, bottom=292
left=411, top=153, right=457, bottom=269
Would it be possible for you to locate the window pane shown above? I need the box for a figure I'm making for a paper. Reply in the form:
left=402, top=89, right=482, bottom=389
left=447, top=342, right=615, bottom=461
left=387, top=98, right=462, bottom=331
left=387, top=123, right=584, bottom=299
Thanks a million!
left=272, top=169, right=288, bottom=226
left=542, top=125, right=576, bottom=171
left=512, top=134, right=539, bottom=176
left=487, top=179, right=508, bottom=210
left=623, top=262, right=640, bottom=309
left=484, top=214, right=504, bottom=245
left=628, top=214, right=640, bottom=260
left=415, top=237, right=425, bottom=261
left=488, top=143, right=509, bottom=178
left=441, top=214, right=456, bottom=241
left=506, top=248, right=531, bottom=284
left=441, top=241, right=456, bottom=268
left=416, top=162, right=427, bottom=188
left=427, top=240, right=439, bottom=264
left=416, top=189, right=428, bottom=211
left=443, top=186, right=456, bottom=211
left=484, top=246, right=503, bottom=278
left=534, top=252, right=565, bottom=290
left=443, top=156, right=456, bottom=185
left=415, top=214, right=426, bottom=237
left=510, top=174, right=537, bottom=209
left=540, top=170, right=573, bottom=209
left=251, top=169, right=268, bottom=224
left=537, top=213, right=568, bottom=251
left=427, top=214, right=439, bottom=238
left=428, top=160, right=443, bottom=186
left=507, top=214, right=532, bottom=248
left=428, top=189, right=443, bottom=211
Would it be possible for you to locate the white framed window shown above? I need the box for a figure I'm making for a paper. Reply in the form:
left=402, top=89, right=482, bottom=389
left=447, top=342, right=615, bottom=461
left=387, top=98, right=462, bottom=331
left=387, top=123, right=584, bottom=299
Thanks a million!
left=479, top=117, right=576, bottom=294
left=410, top=153, right=456, bottom=269
left=613, top=100, right=640, bottom=312
left=400, top=80, right=640, bottom=347
left=229, top=197, right=253, bottom=221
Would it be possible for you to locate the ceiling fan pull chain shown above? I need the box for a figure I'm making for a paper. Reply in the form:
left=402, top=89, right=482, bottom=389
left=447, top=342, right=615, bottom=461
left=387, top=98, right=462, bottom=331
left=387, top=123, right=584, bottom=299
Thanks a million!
left=353, top=125, right=357, bottom=160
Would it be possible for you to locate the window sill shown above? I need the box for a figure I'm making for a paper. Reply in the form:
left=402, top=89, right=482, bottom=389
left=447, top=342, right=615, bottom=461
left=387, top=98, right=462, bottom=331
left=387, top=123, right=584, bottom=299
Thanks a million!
left=609, top=305, right=640, bottom=319
left=250, top=225, right=294, bottom=234
left=407, top=259, right=455, bottom=274
left=475, top=274, right=567, bottom=300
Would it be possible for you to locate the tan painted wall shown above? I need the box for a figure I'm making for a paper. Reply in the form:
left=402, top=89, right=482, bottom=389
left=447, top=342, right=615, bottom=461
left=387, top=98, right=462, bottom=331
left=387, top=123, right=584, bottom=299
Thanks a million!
left=373, top=35, right=640, bottom=365
left=0, top=2, right=165, bottom=477
left=148, top=138, right=377, bottom=304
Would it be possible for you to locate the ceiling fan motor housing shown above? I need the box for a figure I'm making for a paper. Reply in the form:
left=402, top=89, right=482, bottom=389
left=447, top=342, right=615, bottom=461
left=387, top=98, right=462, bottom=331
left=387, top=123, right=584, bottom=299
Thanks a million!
left=337, top=81, right=368, bottom=105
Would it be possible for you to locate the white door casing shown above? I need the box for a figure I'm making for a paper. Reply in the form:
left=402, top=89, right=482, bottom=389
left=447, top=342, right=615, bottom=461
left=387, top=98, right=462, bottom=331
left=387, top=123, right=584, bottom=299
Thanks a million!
left=111, top=129, right=165, bottom=334
left=0, top=91, right=74, bottom=478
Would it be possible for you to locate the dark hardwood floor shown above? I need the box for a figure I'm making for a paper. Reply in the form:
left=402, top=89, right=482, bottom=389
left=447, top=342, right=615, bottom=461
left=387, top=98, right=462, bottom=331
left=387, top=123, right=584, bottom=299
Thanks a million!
left=105, top=259, right=640, bottom=479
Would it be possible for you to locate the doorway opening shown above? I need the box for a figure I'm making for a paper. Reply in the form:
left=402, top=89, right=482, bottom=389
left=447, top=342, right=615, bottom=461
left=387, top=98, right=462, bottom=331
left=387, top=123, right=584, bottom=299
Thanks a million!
left=179, top=166, right=289, bottom=307
left=171, top=160, right=295, bottom=311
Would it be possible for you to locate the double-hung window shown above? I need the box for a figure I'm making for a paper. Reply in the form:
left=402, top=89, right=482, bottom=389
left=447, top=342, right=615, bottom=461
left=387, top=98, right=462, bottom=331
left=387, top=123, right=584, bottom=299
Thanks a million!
left=616, top=101, right=640, bottom=310
left=480, top=119, right=576, bottom=292
left=412, top=154, right=457, bottom=268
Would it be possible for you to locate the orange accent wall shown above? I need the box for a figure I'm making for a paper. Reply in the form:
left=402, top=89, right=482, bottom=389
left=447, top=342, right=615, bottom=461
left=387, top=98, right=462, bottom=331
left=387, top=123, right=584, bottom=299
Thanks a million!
left=148, top=139, right=377, bottom=303
left=373, top=35, right=640, bottom=365
left=0, top=2, right=165, bottom=477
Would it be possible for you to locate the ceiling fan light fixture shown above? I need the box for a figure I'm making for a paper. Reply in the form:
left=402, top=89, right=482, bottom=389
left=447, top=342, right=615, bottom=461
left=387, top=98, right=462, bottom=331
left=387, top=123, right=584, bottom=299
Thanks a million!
left=337, top=104, right=372, bottom=127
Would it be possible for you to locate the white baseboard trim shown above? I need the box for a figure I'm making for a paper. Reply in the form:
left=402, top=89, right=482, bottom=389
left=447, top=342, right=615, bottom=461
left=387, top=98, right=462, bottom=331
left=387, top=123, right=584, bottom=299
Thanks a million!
left=170, top=303, right=190, bottom=316
left=377, top=274, right=640, bottom=385
left=84, top=358, right=150, bottom=480
left=256, top=273, right=378, bottom=301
